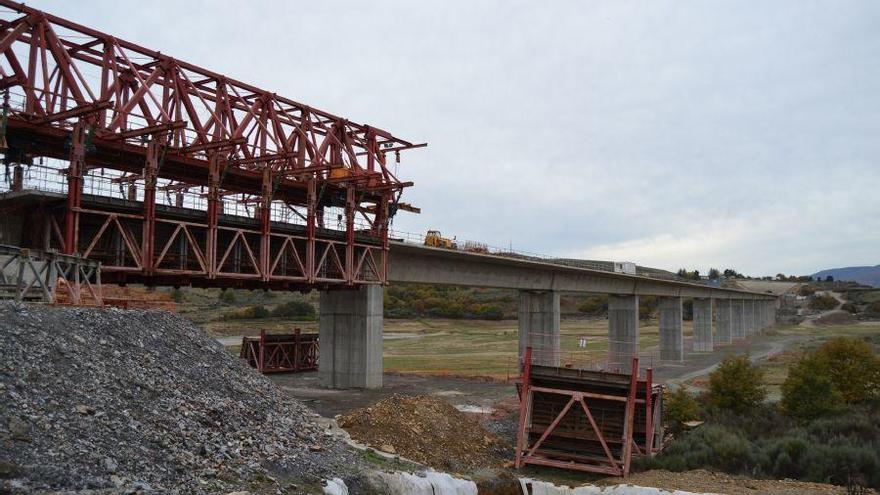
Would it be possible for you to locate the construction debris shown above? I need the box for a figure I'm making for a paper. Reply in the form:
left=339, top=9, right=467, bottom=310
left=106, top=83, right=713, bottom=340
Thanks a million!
left=0, top=302, right=361, bottom=494
left=338, top=394, right=504, bottom=473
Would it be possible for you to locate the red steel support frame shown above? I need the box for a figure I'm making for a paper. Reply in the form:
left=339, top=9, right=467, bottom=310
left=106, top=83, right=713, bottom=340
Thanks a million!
left=0, top=2, right=423, bottom=289
left=515, top=353, right=643, bottom=476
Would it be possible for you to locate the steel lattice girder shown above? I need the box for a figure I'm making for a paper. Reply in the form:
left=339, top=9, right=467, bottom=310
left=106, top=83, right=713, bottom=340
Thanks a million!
left=0, top=1, right=423, bottom=288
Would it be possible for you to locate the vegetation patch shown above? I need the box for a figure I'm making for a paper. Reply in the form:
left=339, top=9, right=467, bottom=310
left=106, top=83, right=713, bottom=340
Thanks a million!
left=645, top=337, right=880, bottom=489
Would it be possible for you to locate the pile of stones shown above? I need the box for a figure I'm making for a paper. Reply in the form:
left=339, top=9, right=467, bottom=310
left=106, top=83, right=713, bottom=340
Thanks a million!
left=0, top=302, right=362, bottom=494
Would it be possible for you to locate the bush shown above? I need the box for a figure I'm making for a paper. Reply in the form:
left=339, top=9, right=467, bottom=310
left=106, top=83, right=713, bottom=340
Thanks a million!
left=663, top=387, right=700, bottom=428
left=813, top=337, right=880, bottom=404
left=781, top=352, right=843, bottom=421
left=869, top=300, right=880, bottom=314
left=169, top=287, right=184, bottom=303
left=706, top=355, right=766, bottom=413
left=222, top=304, right=270, bottom=320
left=270, top=300, right=316, bottom=319
left=578, top=295, right=608, bottom=315
left=840, top=302, right=858, bottom=314
left=218, top=290, right=236, bottom=304
left=799, top=286, right=816, bottom=297
left=645, top=406, right=880, bottom=488
left=808, top=294, right=838, bottom=311
left=639, top=295, right=657, bottom=320
left=471, top=304, right=503, bottom=320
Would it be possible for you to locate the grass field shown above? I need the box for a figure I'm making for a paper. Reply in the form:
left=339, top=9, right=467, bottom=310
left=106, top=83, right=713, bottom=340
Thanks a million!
left=381, top=318, right=686, bottom=378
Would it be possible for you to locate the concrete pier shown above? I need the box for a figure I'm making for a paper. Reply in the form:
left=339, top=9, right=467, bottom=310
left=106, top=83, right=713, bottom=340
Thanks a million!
left=692, top=298, right=713, bottom=352
left=716, top=299, right=732, bottom=344
left=731, top=299, right=745, bottom=340
left=608, top=295, right=639, bottom=371
left=518, top=290, right=561, bottom=366
left=319, top=286, right=383, bottom=389
left=658, top=297, right=683, bottom=361
left=743, top=300, right=754, bottom=336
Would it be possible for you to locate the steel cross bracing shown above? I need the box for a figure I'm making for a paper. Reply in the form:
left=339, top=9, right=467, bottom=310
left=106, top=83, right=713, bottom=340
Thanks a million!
left=0, top=1, right=424, bottom=289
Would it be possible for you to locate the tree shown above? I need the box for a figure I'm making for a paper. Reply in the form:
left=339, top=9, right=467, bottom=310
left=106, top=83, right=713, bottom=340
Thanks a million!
left=706, top=355, right=766, bottom=413
left=708, top=268, right=720, bottom=280
left=781, top=352, right=843, bottom=421
left=677, top=268, right=687, bottom=278
left=776, top=273, right=787, bottom=281
left=814, top=337, right=880, bottom=404
left=664, top=387, right=700, bottom=429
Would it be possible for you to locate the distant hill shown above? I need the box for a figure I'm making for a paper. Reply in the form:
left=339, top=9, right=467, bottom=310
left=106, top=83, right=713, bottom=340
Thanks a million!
left=812, top=265, right=880, bottom=287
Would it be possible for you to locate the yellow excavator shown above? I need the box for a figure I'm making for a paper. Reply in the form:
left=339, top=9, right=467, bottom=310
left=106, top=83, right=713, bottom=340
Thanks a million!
left=424, top=230, right=456, bottom=249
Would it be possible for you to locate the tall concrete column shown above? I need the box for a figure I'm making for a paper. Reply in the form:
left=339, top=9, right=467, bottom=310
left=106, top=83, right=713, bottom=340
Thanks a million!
left=518, top=291, right=561, bottom=367
left=731, top=299, right=745, bottom=340
left=658, top=297, right=683, bottom=362
left=608, top=295, right=639, bottom=372
left=743, top=300, right=754, bottom=336
left=751, top=299, right=758, bottom=335
left=759, top=301, right=767, bottom=331
left=692, top=298, right=713, bottom=352
left=319, top=286, right=383, bottom=389
left=716, top=299, right=732, bottom=344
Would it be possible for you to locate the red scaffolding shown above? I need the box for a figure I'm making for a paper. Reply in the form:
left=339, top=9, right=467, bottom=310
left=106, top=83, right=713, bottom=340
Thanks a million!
left=0, top=1, right=423, bottom=290
left=515, top=348, right=665, bottom=476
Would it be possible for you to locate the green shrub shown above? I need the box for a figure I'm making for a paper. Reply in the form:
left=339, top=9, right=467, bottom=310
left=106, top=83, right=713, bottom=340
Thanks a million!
left=840, top=302, right=858, bottom=314
left=706, top=355, right=766, bottom=413
left=645, top=406, right=880, bottom=488
left=270, top=300, right=316, bottom=319
left=219, top=290, right=236, bottom=304
left=222, top=304, right=270, bottom=320
left=578, top=295, right=608, bottom=315
left=663, top=387, right=700, bottom=428
left=781, top=352, right=843, bottom=421
left=808, top=294, right=838, bottom=311
left=471, top=304, right=503, bottom=320
left=169, top=287, right=184, bottom=303
left=639, top=295, right=657, bottom=320
left=799, top=286, right=816, bottom=297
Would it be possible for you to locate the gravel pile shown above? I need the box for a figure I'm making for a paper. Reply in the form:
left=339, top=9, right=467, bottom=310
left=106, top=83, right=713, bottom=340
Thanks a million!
left=337, top=394, right=504, bottom=473
left=0, top=302, right=361, bottom=494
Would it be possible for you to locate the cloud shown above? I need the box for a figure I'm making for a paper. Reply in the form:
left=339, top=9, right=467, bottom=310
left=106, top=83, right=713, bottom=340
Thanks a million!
left=32, top=0, right=880, bottom=276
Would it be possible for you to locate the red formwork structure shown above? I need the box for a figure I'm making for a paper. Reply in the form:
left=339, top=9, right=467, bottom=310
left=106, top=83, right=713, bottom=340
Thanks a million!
left=240, top=329, right=318, bottom=374
left=0, top=2, right=423, bottom=290
left=515, top=347, right=665, bottom=476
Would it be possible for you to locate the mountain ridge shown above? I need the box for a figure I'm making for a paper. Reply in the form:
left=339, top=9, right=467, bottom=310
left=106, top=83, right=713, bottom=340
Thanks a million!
left=812, top=264, right=880, bottom=287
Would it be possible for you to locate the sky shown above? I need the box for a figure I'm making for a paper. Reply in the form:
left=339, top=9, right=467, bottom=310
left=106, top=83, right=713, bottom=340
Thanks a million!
left=29, top=0, right=880, bottom=276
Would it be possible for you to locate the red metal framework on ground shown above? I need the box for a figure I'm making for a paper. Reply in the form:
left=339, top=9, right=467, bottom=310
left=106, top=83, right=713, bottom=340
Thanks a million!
left=240, top=329, right=318, bottom=374
left=515, top=348, right=664, bottom=476
left=0, top=1, right=423, bottom=290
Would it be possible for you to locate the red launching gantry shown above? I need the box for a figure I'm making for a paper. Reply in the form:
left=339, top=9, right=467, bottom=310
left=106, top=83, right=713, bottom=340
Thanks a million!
left=0, top=1, right=424, bottom=290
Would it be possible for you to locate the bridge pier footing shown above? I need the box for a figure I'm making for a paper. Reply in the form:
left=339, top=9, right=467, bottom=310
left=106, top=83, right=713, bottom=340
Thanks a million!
left=518, top=290, right=560, bottom=367
left=659, top=297, right=683, bottom=361
left=608, top=295, right=639, bottom=372
left=692, top=298, right=713, bottom=352
left=318, top=286, right=383, bottom=389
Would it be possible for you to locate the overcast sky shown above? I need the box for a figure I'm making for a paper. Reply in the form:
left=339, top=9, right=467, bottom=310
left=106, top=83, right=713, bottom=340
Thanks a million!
left=34, top=0, right=880, bottom=276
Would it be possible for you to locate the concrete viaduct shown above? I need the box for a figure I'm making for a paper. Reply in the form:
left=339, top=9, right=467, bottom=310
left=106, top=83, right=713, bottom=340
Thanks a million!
left=318, top=242, right=778, bottom=388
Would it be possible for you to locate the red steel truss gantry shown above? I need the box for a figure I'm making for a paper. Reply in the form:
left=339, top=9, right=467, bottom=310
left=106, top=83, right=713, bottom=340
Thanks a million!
left=0, top=1, right=423, bottom=289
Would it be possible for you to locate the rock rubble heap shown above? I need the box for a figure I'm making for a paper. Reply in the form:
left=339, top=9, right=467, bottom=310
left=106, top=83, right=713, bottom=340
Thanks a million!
left=0, top=302, right=359, bottom=494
